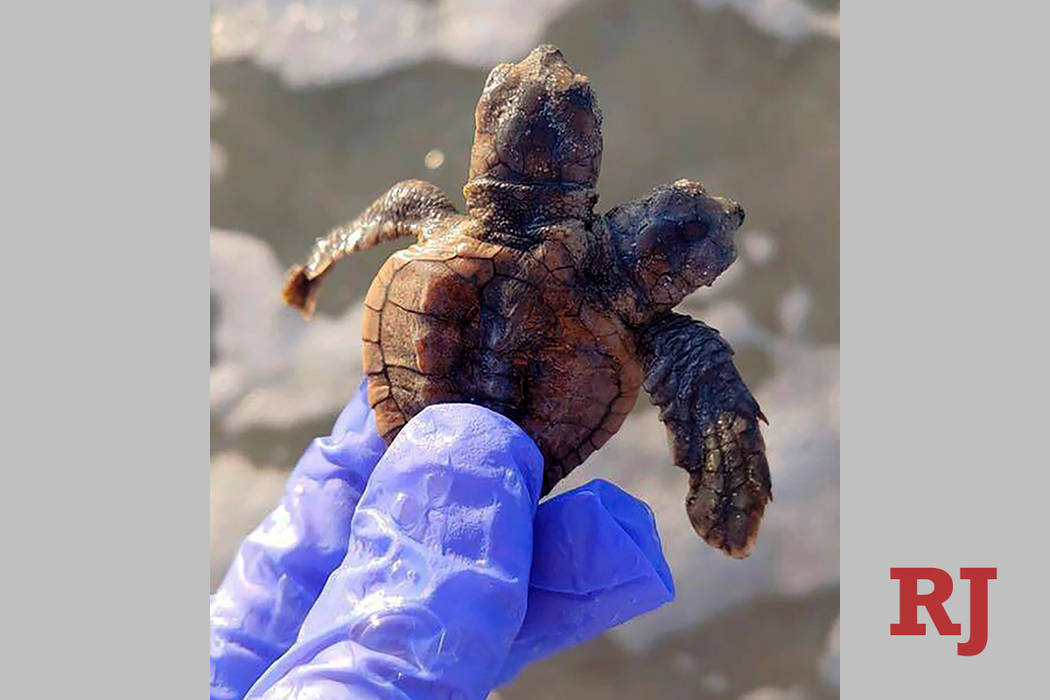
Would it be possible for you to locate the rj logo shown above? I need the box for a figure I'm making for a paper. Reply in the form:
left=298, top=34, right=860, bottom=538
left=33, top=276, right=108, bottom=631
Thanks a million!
left=890, top=567, right=997, bottom=656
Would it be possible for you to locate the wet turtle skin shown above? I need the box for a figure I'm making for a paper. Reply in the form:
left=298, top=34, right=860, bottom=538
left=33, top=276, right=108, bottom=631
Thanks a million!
left=282, top=45, right=771, bottom=558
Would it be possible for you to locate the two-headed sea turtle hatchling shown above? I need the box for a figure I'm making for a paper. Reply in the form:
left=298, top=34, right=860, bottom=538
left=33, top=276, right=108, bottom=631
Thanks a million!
left=281, top=44, right=771, bottom=558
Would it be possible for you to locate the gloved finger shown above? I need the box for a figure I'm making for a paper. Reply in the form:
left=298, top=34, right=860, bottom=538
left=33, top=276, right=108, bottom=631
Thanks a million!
left=210, top=379, right=387, bottom=700
left=246, top=403, right=545, bottom=700
left=495, top=478, right=675, bottom=686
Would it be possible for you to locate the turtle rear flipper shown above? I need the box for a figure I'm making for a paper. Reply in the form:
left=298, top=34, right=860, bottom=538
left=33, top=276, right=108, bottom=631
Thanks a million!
left=281, top=264, right=326, bottom=317
left=281, top=179, right=460, bottom=317
left=637, top=312, right=771, bottom=558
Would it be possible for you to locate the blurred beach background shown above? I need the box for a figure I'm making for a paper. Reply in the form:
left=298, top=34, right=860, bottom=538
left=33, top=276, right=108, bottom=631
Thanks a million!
left=210, top=0, right=839, bottom=697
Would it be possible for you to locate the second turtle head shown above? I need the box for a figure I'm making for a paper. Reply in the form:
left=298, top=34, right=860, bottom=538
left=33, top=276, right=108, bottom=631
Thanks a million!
left=607, top=179, right=745, bottom=315
left=467, top=45, right=603, bottom=188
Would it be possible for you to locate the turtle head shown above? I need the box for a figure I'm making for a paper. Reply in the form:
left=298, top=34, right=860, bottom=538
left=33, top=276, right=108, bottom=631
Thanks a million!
left=466, top=45, right=603, bottom=201
left=607, top=180, right=744, bottom=320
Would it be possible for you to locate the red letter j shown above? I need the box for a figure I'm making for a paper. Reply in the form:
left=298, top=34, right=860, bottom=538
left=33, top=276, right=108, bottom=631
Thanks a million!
left=957, top=567, right=996, bottom=656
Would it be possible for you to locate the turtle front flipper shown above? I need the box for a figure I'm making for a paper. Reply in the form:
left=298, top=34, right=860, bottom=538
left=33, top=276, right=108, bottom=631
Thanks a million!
left=282, top=179, right=461, bottom=317
left=637, top=312, right=771, bottom=558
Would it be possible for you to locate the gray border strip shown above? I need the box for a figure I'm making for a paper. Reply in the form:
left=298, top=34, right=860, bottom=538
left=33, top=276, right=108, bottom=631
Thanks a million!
left=3, top=2, right=207, bottom=697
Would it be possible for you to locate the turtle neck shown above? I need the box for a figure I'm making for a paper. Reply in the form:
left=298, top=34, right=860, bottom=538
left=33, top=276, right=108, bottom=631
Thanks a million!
left=463, top=177, right=598, bottom=234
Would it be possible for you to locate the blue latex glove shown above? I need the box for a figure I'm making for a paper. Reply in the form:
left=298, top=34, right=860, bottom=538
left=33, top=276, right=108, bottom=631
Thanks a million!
left=210, top=381, right=674, bottom=700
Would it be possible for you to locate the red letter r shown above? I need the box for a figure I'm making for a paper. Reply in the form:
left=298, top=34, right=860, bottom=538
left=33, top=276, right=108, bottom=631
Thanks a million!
left=890, top=567, right=961, bottom=636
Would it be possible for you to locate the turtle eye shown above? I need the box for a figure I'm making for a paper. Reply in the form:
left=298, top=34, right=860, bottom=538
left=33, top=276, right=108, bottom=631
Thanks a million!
left=682, top=220, right=710, bottom=241
left=636, top=218, right=679, bottom=257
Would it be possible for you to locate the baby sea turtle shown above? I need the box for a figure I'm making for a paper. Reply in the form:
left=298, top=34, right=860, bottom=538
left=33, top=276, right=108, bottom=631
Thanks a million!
left=282, top=45, right=771, bottom=557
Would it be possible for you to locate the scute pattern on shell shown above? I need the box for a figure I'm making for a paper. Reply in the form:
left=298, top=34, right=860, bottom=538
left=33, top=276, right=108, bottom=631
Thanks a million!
left=361, top=228, right=642, bottom=495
